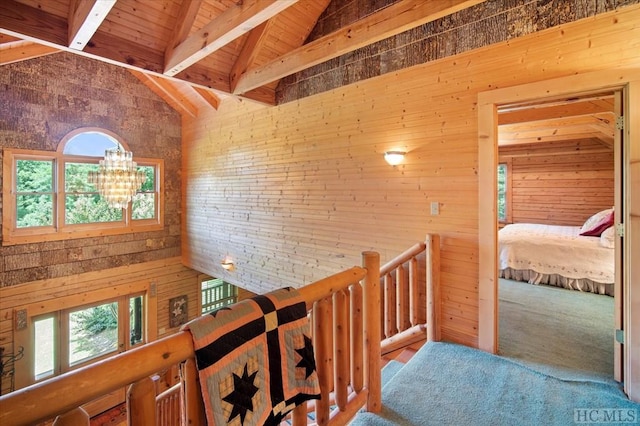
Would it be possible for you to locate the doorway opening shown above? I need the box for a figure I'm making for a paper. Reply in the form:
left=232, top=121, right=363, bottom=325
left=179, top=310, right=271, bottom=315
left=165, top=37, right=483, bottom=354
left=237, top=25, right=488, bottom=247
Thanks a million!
left=494, top=92, right=618, bottom=380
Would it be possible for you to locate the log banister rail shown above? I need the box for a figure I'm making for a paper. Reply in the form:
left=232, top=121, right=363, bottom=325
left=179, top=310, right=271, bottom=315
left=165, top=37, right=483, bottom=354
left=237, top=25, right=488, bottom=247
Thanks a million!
left=0, top=235, right=445, bottom=426
left=379, top=234, right=440, bottom=355
left=0, top=254, right=380, bottom=426
left=0, top=332, right=194, bottom=426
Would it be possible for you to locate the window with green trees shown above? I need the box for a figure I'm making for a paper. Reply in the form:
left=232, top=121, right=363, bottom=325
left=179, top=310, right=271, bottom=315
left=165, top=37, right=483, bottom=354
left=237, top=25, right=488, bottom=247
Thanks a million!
left=32, top=294, right=145, bottom=383
left=3, top=129, right=163, bottom=245
left=497, top=163, right=507, bottom=222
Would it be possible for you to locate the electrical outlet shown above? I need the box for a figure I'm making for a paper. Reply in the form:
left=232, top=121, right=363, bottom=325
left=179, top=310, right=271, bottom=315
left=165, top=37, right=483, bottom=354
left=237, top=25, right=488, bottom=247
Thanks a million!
left=430, top=202, right=439, bottom=215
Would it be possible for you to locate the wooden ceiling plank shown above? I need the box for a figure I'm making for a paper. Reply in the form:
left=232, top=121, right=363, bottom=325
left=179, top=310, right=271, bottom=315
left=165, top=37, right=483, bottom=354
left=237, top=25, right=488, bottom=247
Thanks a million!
left=164, top=0, right=300, bottom=76
left=229, top=20, right=272, bottom=90
left=499, top=133, right=609, bottom=146
left=0, top=0, right=68, bottom=47
left=193, top=86, right=221, bottom=110
left=67, top=0, right=116, bottom=50
left=129, top=69, right=198, bottom=118
left=0, top=39, right=59, bottom=65
left=164, top=0, right=203, bottom=60
left=0, top=33, right=20, bottom=44
left=499, top=101, right=614, bottom=124
left=232, top=0, right=485, bottom=95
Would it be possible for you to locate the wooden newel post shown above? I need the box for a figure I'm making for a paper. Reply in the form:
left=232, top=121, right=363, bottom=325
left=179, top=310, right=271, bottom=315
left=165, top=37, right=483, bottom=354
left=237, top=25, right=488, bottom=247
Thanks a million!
left=362, top=250, right=381, bottom=413
left=52, top=407, right=89, bottom=426
left=127, top=376, right=157, bottom=425
left=426, top=234, right=441, bottom=342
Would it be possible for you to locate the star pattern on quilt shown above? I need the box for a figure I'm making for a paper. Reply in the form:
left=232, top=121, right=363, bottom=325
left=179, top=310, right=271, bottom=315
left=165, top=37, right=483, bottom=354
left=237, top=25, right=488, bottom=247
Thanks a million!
left=295, top=335, right=316, bottom=379
left=223, top=363, right=260, bottom=424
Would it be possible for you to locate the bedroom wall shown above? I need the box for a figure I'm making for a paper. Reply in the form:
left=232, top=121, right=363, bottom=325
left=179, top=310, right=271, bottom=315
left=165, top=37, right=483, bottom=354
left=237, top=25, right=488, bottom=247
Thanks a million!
left=182, top=4, right=640, bottom=348
left=499, top=139, right=615, bottom=226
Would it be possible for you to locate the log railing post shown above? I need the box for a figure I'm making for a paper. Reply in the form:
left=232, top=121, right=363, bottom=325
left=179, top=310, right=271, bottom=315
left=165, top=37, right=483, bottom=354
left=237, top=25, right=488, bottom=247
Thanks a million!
left=383, top=273, right=396, bottom=337
left=362, top=251, right=381, bottom=413
left=52, top=407, right=89, bottom=426
left=396, top=264, right=409, bottom=332
left=409, top=255, right=419, bottom=326
left=426, top=234, right=441, bottom=342
left=182, top=358, right=205, bottom=426
left=350, top=282, right=364, bottom=392
left=333, top=290, right=349, bottom=410
left=127, top=376, right=157, bottom=425
left=314, top=298, right=333, bottom=425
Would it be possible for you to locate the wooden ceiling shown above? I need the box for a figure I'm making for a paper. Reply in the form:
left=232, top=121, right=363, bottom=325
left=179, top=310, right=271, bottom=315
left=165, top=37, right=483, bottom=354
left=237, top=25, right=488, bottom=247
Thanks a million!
left=0, top=0, right=616, bottom=145
left=498, top=93, right=616, bottom=149
left=0, top=0, right=483, bottom=111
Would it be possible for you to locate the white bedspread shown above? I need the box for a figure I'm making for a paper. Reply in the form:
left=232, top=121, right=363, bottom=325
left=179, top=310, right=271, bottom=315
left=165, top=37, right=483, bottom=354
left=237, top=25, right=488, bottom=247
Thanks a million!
left=498, top=223, right=614, bottom=284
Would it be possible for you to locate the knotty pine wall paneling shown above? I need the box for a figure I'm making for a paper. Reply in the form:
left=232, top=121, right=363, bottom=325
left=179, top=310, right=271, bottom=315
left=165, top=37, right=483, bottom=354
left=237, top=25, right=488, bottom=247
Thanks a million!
left=182, top=5, right=640, bottom=348
left=500, top=139, right=615, bottom=226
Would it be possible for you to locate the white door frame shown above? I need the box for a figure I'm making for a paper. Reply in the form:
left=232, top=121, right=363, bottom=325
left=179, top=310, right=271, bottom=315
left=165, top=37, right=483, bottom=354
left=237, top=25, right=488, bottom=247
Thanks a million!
left=477, top=69, right=640, bottom=402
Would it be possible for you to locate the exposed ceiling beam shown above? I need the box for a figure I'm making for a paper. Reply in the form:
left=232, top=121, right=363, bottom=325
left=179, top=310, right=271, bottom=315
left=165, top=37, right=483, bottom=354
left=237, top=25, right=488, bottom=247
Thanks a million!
left=194, top=86, right=221, bottom=110
left=67, top=0, right=116, bottom=50
left=0, top=39, right=58, bottom=65
left=498, top=132, right=610, bottom=146
left=164, top=0, right=300, bottom=77
left=229, top=20, right=272, bottom=91
left=232, top=0, right=485, bottom=94
left=164, top=0, right=202, bottom=60
left=498, top=139, right=613, bottom=157
left=499, top=100, right=615, bottom=125
left=129, top=69, right=199, bottom=118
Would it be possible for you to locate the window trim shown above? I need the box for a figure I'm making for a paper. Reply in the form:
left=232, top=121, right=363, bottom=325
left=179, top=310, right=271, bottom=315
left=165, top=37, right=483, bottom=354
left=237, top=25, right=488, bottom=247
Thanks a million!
left=497, top=159, right=513, bottom=224
left=199, top=274, right=238, bottom=314
left=2, top=147, right=164, bottom=246
left=13, top=281, right=157, bottom=390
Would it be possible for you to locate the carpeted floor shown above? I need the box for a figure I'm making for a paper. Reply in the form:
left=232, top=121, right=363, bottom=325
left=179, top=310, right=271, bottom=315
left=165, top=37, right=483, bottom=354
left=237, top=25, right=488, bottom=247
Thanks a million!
left=349, top=280, right=634, bottom=426
left=498, top=278, right=614, bottom=382
left=350, top=342, right=639, bottom=426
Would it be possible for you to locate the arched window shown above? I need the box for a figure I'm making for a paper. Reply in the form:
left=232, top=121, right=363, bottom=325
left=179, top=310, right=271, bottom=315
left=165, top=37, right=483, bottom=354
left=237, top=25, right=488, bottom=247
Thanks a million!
left=62, top=129, right=122, bottom=156
left=2, top=128, right=163, bottom=245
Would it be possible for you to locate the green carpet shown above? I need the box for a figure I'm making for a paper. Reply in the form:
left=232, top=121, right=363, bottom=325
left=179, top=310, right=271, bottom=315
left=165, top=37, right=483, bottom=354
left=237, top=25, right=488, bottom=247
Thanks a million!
left=498, top=278, right=614, bottom=382
left=350, top=342, right=640, bottom=426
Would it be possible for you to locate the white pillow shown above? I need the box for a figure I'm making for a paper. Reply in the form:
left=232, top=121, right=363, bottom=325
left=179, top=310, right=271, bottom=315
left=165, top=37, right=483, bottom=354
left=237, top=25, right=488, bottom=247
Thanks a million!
left=580, top=208, right=614, bottom=237
left=600, top=226, right=615, bottom=249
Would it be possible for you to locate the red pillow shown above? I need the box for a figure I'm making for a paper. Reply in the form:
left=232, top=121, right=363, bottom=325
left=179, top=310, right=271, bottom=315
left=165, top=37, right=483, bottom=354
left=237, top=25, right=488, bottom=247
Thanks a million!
left=580, top=209, right=614, bottom=237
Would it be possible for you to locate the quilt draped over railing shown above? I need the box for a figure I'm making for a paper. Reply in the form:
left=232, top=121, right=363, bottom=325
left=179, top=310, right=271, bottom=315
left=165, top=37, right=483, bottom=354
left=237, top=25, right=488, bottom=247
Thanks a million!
left=182, top=287, right=321, bottom=426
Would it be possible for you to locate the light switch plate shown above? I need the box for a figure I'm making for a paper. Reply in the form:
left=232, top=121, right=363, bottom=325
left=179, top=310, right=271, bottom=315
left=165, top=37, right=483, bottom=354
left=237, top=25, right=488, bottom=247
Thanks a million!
left=430, top=202, right=439, bottom=215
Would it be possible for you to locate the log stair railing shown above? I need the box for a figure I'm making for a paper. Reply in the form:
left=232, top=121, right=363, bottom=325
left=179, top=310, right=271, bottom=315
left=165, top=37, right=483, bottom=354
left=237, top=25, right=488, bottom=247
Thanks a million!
left=1, top=234, right=441, bottom=426
left=380, top=234, right=440, bottom=355
left=0, top=252, right=382, bottom=426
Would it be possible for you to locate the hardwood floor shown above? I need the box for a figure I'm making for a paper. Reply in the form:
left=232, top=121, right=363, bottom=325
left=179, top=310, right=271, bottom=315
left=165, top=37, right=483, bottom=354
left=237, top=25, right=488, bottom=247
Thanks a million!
left=381, top=339, right=426, bottom=367
left=90, top=405, right=127, bottom=426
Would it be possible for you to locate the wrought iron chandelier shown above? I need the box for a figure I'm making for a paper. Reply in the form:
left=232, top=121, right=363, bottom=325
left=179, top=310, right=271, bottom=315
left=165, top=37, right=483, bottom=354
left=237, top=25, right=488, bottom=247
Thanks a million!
left=88, top=148, right=146, bottom=209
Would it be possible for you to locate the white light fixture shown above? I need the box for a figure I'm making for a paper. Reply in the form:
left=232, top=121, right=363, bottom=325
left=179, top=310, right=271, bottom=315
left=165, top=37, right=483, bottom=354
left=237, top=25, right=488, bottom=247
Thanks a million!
left=88, top=147, right=146, bottom=209
left=221, top=256, right=235, bottom=271
left=384, top=151, right=406, bottom=166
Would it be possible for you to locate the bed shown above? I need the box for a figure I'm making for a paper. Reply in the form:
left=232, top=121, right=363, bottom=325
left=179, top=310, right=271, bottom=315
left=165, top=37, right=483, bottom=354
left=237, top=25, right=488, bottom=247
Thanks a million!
left=498, top=218, right=615, bottom=296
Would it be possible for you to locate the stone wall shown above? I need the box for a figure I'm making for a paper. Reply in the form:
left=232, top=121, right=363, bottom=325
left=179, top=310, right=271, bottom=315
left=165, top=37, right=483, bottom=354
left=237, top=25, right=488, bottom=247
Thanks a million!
left=0, top=52, right=182, bottom=286
left=276, top=0, right=639, bottom=103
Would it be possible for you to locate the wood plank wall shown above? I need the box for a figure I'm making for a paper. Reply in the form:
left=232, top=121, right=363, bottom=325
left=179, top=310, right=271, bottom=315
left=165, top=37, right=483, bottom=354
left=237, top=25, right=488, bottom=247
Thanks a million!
left=182, top=4, right=640, bottom=348
left=499, top=139, right=615, bottom=226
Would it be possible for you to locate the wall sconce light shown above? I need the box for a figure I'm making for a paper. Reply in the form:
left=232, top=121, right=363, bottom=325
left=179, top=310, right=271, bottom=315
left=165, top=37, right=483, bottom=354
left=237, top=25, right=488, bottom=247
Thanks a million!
left=384, top=151, right=406, bottom=166
left=221, top=256, right=235, bottom=271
